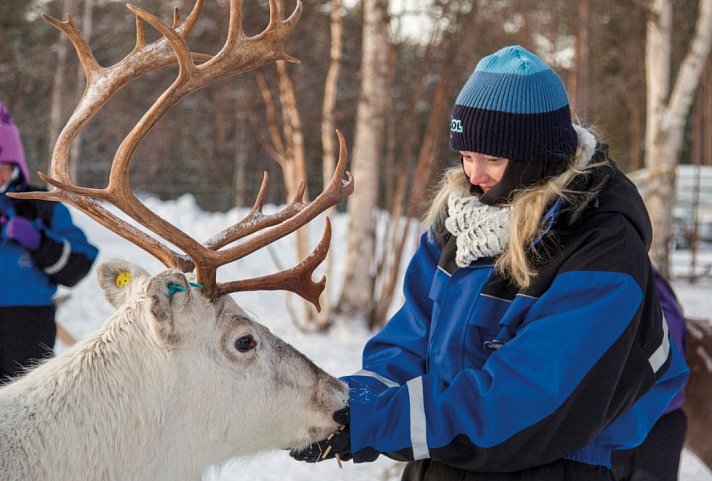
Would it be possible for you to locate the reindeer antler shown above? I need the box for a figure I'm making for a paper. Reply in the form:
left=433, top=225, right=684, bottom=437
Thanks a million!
left=10, top=0, right=354, bottom=308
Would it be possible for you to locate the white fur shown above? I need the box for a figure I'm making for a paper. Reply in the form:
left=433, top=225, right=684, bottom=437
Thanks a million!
left=0, top=259, right=347, bottom=481
left=573, top=124, right=597, bottom=164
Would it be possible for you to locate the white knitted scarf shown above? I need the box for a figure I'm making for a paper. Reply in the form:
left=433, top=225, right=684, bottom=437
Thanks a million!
left=444, top=190, right=512, bottom=267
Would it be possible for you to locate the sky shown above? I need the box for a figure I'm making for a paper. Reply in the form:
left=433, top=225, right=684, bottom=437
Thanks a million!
left=49, top=194, right=712, bottom=480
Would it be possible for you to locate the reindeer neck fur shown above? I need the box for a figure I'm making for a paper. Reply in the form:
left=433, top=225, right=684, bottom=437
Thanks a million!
left=0, top=292, right=210, bottom=481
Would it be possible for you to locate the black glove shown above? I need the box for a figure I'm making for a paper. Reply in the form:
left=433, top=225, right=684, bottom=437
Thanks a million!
left=290, top=407, right=351, bottom=463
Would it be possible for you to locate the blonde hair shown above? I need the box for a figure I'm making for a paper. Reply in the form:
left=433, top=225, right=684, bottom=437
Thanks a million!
left=425, top=125, right=607, bottom=288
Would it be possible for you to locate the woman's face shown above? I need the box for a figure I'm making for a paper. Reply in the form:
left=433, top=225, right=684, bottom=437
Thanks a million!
left=460, top=152, right=509, bottom=193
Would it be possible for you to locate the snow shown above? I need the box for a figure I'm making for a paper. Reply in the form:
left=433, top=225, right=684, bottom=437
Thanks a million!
left=52, top=194, right=712, bottom=481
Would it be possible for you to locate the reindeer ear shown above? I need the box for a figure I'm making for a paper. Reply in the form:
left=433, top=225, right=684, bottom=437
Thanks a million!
left=97, top=259, right=150, bottom=309
left=146, top=271, right=191, bottom=345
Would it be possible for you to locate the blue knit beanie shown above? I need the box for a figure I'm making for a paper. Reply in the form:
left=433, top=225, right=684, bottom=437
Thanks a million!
left=450, top=45, right=577, bottom=165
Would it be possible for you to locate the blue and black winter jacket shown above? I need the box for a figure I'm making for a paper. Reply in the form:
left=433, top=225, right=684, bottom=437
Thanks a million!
left=1, top=184, right=98, bottom=308
left=342, top=162, right=688, bottom=472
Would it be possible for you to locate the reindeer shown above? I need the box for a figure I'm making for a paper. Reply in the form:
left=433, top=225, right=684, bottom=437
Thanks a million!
left=0, top=1, right=354, bottom=480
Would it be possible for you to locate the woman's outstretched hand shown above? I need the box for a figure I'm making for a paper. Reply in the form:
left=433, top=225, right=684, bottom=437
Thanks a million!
left=290, top=407, right=351, bottom=464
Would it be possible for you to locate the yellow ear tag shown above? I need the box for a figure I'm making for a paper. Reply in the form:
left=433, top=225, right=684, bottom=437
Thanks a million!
left=116, top=271, right=132, bottom=289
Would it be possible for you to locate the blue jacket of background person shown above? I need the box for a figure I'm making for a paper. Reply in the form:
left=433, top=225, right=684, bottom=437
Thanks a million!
left=341, top=162, right=689, bottom=472
left=1, top=183, right=98, bottom=307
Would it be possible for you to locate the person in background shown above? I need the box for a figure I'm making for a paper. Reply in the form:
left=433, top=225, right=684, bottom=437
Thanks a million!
left=290, top=45, right=689, bottom=480
left=0, top=102, right=98, bottom=385
left=612, top=267, right=688, bottom=481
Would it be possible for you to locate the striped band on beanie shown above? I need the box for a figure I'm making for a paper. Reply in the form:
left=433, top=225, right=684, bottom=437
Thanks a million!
left=449, top=45, right=577, bottom=164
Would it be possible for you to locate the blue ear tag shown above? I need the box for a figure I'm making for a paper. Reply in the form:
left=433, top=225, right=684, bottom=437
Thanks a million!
left=167, top=282, right=204, bottom=296
left=167, top=284, right=186, bottom=296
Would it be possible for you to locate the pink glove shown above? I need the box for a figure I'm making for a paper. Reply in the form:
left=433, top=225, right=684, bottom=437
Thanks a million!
left=4, top=216, right=41, bottom=251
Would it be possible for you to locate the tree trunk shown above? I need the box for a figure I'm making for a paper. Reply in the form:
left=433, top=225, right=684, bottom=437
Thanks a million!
left=571, top=0, right=591, bottom=122
left=48, top=0, right=74, bottom=175
left=276, top=60, right=308, bottom=201
left=644, top=0, right=712, bottom=277
left=705, top=59, right=712, bottom=168
left=233, top=85, right=248, bottom=208
left=369, top=0, right=476, bottom=328
left=627, top=94, right=643, bottom=172
left=69, top=0, right=93, bottom=182
left=316, top=0, right=344, bottom=329
left=272, top=60, right=315, bottom=325
left=336, top=0, right=390, bottom=325
left=707, top=59, right=712, bottom=167
left=255, top=0, right=315, bottom=326
left=321, top=0, right=342, bottom=195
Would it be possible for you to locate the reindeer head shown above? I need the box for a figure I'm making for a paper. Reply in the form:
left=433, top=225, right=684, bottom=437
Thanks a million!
left=97, top=258, right=348, bottom=457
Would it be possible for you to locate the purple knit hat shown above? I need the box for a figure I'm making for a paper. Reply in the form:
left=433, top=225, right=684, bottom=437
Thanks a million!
left=0, top=103, right=30, bottom=185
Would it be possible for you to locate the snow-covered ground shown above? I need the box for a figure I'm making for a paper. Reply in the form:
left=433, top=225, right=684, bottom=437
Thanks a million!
left=52, top=195, right=712, bottom=480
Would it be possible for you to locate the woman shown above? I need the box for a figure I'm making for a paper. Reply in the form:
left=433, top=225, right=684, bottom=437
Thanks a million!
left=291, top=45, right=688, bottom=480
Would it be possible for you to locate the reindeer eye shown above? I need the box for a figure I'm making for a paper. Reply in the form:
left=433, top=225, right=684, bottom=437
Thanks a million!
left=235, top=335, right=256, bottom=352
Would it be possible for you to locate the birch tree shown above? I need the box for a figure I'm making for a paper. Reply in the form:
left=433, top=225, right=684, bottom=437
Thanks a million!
left=336, top=0, right=390, bottom=324
left=232, top=84, right=249, bottom=208
left=48, top=0, right=74, bottom=174
left=316, top=0, right=344, bottom=328
left=570, top=0, right=590, bottom=122
left=644, top=0, right=712, bottom=276
left=69, top=0, right=93, bottom=181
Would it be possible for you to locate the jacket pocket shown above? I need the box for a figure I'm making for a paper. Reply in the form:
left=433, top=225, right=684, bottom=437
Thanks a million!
left=463, top=294, right=513, bottom=367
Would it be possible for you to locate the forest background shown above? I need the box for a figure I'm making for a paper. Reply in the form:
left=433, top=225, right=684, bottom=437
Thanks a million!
left=1, top=0, right=711, bottom=330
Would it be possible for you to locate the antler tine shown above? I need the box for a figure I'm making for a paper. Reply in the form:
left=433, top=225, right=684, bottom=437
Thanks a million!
left=38, top=171, right=109, bottom=200
left=223, top=0, right=245, bottom=52
left=180, top=0, right=205, bottom=34
left=215, top=218, right=333, bottom=310
left=42, top=14, right=101, bottom=82
left=207, top=0, right=302, bottom=75
left=204, top=173, right=311, bottom=251
left=172, top=7, right=181, bottom=28
left=134, top=14, right=146, bottom=50
left=267, top=0, right=283, bottom=28
left=292, top=181, right=306, bottom=203
left=206, top=130, right=352, bottom=269
left=261, top=0, right=302, bottom=65
left=253, top=171, right=270, bottom=211
left=204, top=168, right=308, bottom=253
left=262, top=0, right=303, bottom=38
